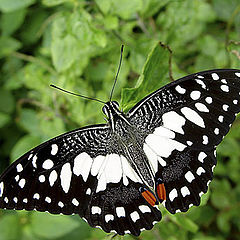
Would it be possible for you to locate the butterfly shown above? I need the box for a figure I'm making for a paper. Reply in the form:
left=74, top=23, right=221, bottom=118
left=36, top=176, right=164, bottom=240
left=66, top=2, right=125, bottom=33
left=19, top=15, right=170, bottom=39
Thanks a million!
left=0, top=68, right=240, bottom=236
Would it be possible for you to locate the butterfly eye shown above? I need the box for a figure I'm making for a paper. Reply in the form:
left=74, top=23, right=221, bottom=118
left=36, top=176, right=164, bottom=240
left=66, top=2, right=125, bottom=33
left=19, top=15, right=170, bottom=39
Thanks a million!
left=102, top=105, right=108, bottom=116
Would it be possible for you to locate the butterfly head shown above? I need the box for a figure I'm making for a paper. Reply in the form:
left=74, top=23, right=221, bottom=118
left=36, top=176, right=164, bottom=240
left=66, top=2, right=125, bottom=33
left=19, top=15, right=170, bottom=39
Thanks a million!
left=102, top=101, right=120, bottom=118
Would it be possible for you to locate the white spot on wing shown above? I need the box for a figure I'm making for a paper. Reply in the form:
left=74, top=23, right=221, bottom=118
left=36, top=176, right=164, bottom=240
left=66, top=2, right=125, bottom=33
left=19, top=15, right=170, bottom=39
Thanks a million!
left=181, top=186, right=190, bottom=197
left=221, top=85, right=229, bottom=92
left=158, top=156, right=167, bottom=167
left=202, top=135, right=208, bottom=145
left=185, top=171, right=195, bottom=182
left=96, top=173, right=107, bottom=193
left=49, top=170, right=58, bottom=187
left=218, top=115, right=224, bottom=123
left=205, top=97, right=212, bottom=104
left=195, top=79, right=206, bottom=89
left=212, top=73, right=219, bottom=80
left=195, top=103, right=209, bottom=112
left=16, top=163, right=23, bottom=172
left=60, top=163, right=72, bottom=193
left=162, top=111, right=186, bottom=134
left=221, top=79, right=227, bottom=84
left=233, top=99, right=238, bottom=104
left=51, top=144, right=58, bottom=155
left=42, top=159, right=54, bottom=170
left=92, top=206, right=101, bottom=214
left=4, top=197, right=8, bottom=203
left=15, top=175, right=19, bottom=182
left=33, top=193, right=40, bottom=199
left=72, top=198, right=79, bottom=206
left=91, top=155, right=105, bottom=176
left=73, top=152, right=93, bottom=182
left=190, top=91, right=201, bottom=100
left=222, top=104, right=229, bottom=111
left=105, top=214, right=114, bottom=223
left=19, top=179, right=26, bottom=188
left=145, top=134, right=186, bottom=158
left=58, top=201, right=64, bottom=208
left=116, top=207, right=125, bottom=217
left=32, top=155, right=37, bottom=168
left=154, top=126, right=175, bottom=139
left=139, top=205, right=151, bottom=213
left=196, top=167, right=206, bottom=175
left=130, top=211, right=140, bottom=222
left=169, top=188, right=178, bottom=201
left=39, top=175, right=45, bottom=183
left=181, top=107, right=205, bottom=128
left=235, top=72, right=240, bottom=77
left=104, top=154, right=122, bottom=184
left=214, top=128, right=219, bottom=135
left=121, top=156, right=142, bottom=183
left=175, top=85, right=186, bottom=94
left=0, top=182, right=4, bottom=197
left=13, top=197, right=18, bottom=203
left=45, top=197, right=51, bottom=203
left=143, top=143, right=158, bottom=173
left=86, top=188, right=91, bottom=195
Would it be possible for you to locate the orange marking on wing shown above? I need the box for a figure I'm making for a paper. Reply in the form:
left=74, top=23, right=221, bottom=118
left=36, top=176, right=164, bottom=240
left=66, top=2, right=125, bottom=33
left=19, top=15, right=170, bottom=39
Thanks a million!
left=157, top=183, right=166, bottom=201
left=141, top=190, right=157, bottom=206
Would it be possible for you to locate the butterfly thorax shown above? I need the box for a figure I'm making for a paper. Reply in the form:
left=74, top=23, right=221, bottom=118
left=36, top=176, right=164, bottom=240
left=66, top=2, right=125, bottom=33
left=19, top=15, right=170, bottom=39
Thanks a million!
left=103, top=101, right=156, bottom=190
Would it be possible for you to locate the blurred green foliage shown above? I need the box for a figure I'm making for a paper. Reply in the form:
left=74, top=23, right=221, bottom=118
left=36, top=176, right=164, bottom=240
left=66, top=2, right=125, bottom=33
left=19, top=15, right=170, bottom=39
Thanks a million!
left=0, top=0, right=240, bottom=239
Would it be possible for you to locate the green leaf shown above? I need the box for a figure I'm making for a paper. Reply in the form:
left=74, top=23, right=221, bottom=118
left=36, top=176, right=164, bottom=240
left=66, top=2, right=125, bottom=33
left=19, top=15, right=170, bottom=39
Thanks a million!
left=213, top=0, right=240, bottom=21
left=0, top=36, right=21, bottom=58
left=217, top=212, right=231, bottom=233
left=20, top=9, right=48, bottom=44
left=103, top=15, right=119, bottom=30
left=211, top=189, right=231, bottom=209
left=121, top=42, right=171, bottom=111
left=110, top=0, right=143, bottom=19
left=10, top=135, right=42, bottom=162
left=172, top=215, right=199, bottom=233
left=42, top=0, right=71, bottom=7
left=51, top=34, right=78, bottom=72
left=200, top=189, right=210, bottom=206
left=0, top=112, right=10, bottom=128
left=92, top=29, right=107, bottom=48
left=0, top=8, right=26, bottom=36
left=39, top=117, right=66, bottom=139
left=0, top=90, right=15, bottom=114
left=95, top=0, right=111, bottom=15
left=0, top=0, right=36, bottom=12
left=30, top=212, right=79, bottom=239
left=18, top=109, right=41, bottom=135
left=0, top=214, right=21, bottom=240
left=140, top=0, right=170, bottom=18
left=217, top=137, right=240, bottom=157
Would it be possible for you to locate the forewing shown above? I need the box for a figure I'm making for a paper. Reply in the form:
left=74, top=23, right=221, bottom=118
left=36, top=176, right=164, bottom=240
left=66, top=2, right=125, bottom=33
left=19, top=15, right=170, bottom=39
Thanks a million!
left=129, top=69, right=240, bottom=213
left=0, top=124, right=161, bottom=236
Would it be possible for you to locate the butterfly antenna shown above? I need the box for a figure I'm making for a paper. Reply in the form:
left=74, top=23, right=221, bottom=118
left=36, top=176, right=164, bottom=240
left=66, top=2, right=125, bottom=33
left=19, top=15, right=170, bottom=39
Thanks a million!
left=50, top=85, right=105, bottom=104
left=109, top=45, right=124, bottom=101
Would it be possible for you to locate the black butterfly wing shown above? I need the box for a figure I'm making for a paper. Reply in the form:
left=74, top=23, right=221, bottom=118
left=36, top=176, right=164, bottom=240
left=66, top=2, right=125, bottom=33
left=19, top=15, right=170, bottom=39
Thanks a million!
left=128, top=69, right=240, bottom=213
left=0, top=124, right=161, bottom=236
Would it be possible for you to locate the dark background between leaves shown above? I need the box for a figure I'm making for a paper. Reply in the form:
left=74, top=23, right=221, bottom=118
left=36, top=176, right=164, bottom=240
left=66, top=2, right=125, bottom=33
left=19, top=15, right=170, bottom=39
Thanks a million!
left=0, top=0, right=240, bottom=239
